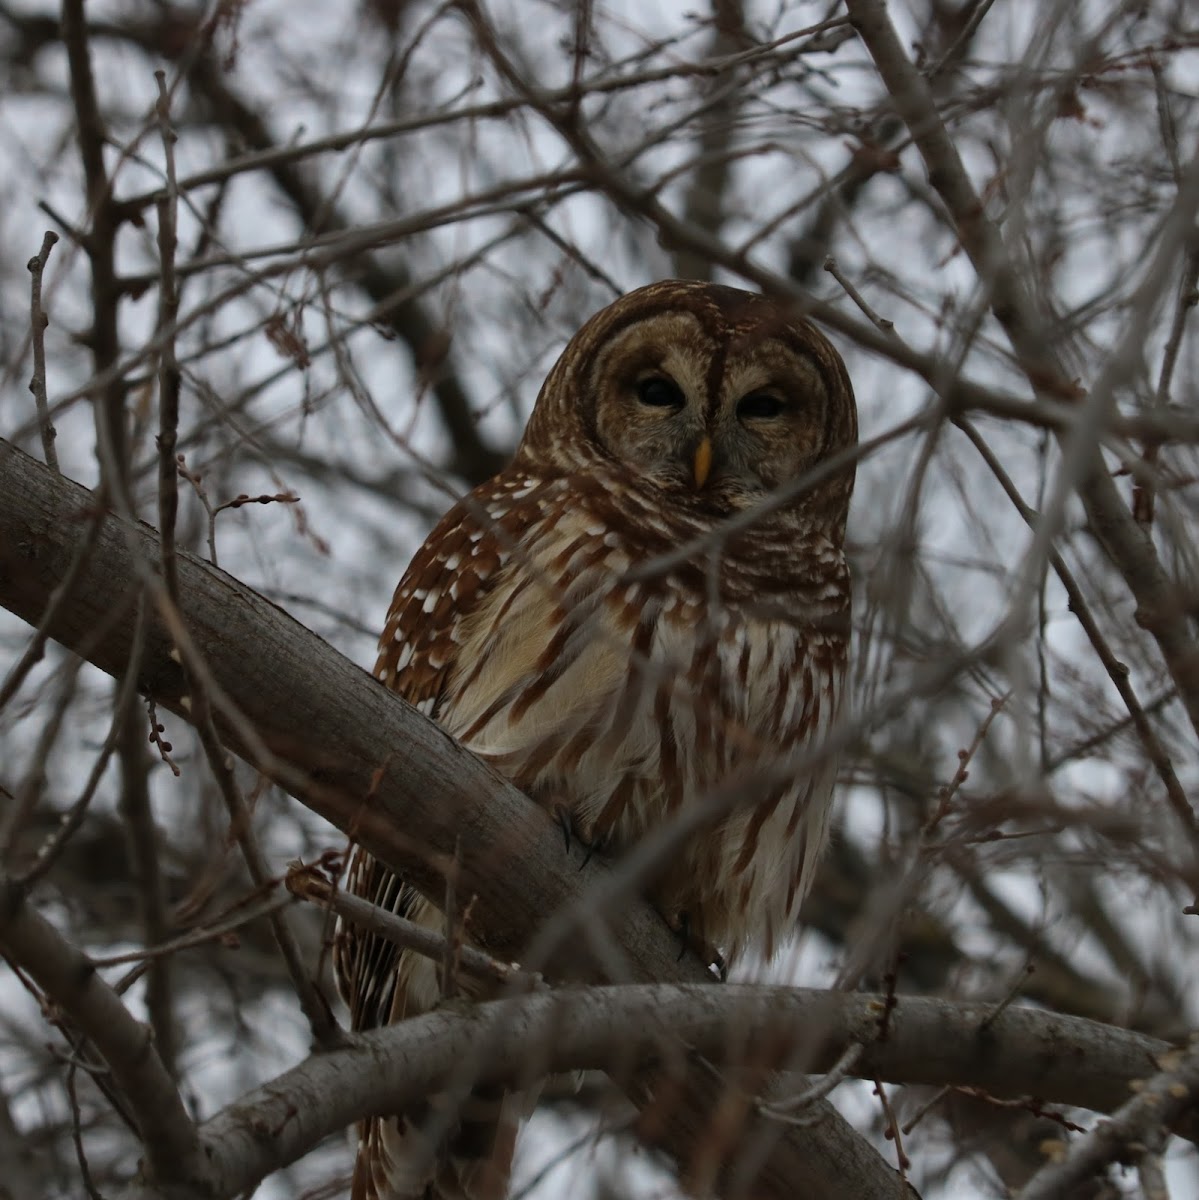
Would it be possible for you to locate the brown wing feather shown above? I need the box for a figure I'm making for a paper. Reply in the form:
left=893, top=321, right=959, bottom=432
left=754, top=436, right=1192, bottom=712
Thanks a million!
left=334, top=472, right=551, bottom=1200
left=333, top=471, right=538, bottom=1030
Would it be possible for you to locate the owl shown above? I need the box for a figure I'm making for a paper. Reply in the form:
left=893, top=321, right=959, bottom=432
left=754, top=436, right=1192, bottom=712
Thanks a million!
left=334, top=279, right=857, bottom=1200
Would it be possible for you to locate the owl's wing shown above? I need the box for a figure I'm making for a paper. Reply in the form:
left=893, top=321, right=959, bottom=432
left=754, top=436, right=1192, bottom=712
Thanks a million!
left=333, top=474, right=541, bottom=1032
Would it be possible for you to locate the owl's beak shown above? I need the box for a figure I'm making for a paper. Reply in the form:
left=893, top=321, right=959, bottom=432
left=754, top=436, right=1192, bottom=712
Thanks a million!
left=693, top=437, right=713, bottom=489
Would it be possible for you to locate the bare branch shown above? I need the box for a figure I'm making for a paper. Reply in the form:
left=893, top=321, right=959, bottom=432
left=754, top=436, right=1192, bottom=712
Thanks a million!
left=844, top=0, right=1199, bottom=743
left=1017, top=1038, right=1199, bottom=1200
left=0, top=877, right=204, bottom=1187
left=112, top=983, right=1176, bottom=1200
left=25, top=230, right=59, bottom=471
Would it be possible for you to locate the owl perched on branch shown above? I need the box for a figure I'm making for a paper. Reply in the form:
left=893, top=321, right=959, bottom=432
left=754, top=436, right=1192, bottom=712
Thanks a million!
left=335, top=279, right=857, bottom=1200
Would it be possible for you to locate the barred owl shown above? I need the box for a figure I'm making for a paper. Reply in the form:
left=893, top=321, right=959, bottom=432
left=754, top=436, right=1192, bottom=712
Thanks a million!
left=335, top=279, right=857, bottom=1200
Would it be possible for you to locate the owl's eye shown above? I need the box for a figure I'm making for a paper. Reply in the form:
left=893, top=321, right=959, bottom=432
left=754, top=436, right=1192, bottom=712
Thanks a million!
left=737, top=392, right=786, bottom=421
left=635, top=376, right=685, bottom=409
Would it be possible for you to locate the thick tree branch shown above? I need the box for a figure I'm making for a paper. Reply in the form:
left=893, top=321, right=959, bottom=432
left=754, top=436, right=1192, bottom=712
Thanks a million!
left=111, top=982, right=1181, bottom=1200
left=0, top=438, right=909, bottom=1198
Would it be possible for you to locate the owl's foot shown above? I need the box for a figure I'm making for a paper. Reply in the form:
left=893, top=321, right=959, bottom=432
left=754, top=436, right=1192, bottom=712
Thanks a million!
left=578, top=831, right=612, bottom=870
left=672, top=911, right=727, bottom=980
left=553, top=807, right=609, bottom=870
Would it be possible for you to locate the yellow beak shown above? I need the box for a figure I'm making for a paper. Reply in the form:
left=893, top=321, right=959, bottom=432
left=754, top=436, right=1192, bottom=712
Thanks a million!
left=693, top=437, right=713, bottom=489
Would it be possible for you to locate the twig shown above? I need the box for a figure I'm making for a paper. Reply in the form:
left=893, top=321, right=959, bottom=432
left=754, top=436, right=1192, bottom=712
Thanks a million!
left=66, top=1063, right=104, bottom=1200
left=146, top=696, right=180, bottom=777
left=440, top=838, right=460, bottom=1001
left=14, top=599, right=148, bottom=889
left=174, top=454, right=219, bottom=565
left=900, top=1085, right=947, bottom=1137
left=873, top=1077, right=910, bottom=1175
left=978, top=962, right=1036, bottom=1032
left=950, top=1085, right=1085, bottom=1135
left=924, top=0, right=998, bottom=80
left=115, top=643, right=178, bottom=1077
left=154, top=69, right=182, bottom=606
left=26, top=230, right=60, bottom=471
left=1134, top=249, right=1199, bottom=524
left=0, top=501, right=105, bottom=716
left=106, top=894, right=298, bottom=985
left=188, top=695, right=344, bottom=1050
left=509, top=1112, right=638, bottom=1200
left=760, top=1042, right=864, bottom=1122
left=1017, top=1040, right=1199, bottom=1200
left=174, top=452, right=301, bottom=566
left=923, top=692, right=1010, bottom=834
left=0, top=654, right=85, bottom=864
left=823, top=255, right=896, bottom=334
left=287, top=863, right=540, bottom=990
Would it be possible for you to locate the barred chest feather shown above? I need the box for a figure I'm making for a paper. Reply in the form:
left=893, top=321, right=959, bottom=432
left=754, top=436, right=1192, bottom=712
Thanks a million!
left=376, top=470, right=849, bottom=963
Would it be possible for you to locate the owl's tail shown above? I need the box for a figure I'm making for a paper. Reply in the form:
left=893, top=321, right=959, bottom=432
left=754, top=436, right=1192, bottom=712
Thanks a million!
left=335, top=855, right=524, bottom=1200
left=352, top=1084, right=520, bottom=1200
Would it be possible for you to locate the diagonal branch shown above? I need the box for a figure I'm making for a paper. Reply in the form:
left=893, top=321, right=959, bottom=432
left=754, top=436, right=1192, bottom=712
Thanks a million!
left=1017, top=1036, right=1199, bottom=1199
left=0, top=877, right=204, bottom=1186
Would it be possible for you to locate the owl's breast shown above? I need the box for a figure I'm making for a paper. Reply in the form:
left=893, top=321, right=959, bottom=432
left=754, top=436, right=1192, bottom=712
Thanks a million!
left=433, top=499, right=846, bottom=959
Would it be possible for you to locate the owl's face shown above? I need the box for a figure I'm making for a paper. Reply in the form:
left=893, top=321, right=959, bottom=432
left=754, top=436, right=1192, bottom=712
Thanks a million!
left=521, top=281, right=857, bottom=529
left=587, top=310, right=834, bottom=512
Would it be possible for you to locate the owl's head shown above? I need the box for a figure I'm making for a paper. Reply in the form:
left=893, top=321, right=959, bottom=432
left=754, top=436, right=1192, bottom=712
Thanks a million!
left=520, top=280, right=857, bottom=537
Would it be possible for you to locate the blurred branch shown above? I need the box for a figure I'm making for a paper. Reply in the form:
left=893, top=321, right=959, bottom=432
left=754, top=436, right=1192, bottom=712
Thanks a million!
left=844, top=0, right=1199, bottom=745
left=1017, top=1037, right=1199, bottom=1200
left=671, top=0, right=749, bottom=281
left=0, top=1081, right=51, bottom=1200
left=60, top=0, right=125, bottom=484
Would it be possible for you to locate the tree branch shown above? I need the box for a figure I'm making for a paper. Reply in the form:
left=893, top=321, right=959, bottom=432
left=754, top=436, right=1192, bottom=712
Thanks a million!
left=0, top=877, right=204, bottom=1186
left=112, top=982, right=1180, bottom=1200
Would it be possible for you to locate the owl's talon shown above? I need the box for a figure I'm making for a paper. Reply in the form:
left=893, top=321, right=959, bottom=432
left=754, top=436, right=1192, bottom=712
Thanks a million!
left=578, top=828, right=611, bottom=871
left=673, top=911, right=724, bottom=974
left=556, top=807, right=573, bottom=854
